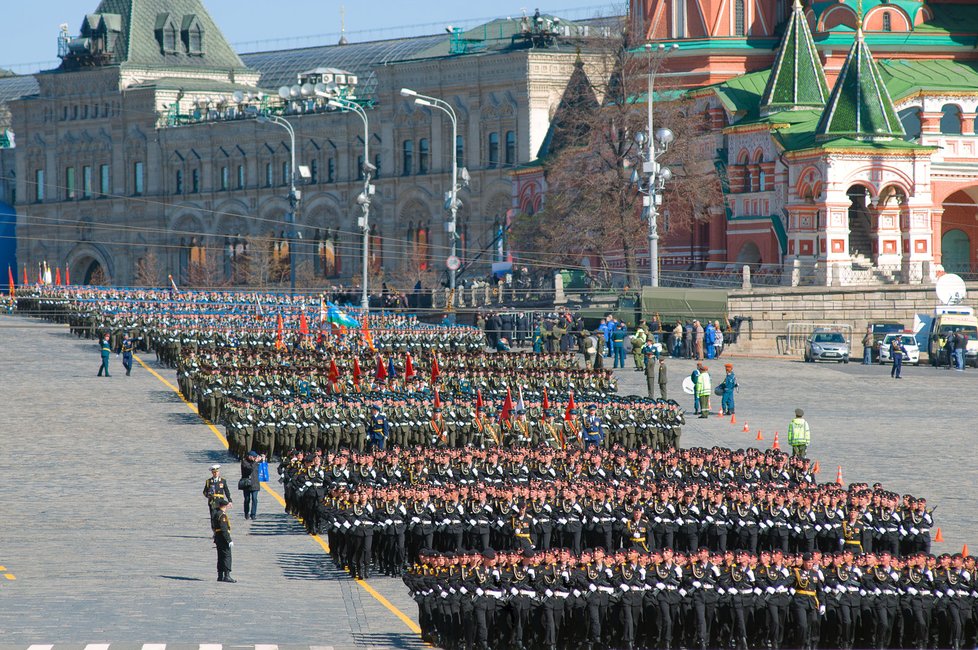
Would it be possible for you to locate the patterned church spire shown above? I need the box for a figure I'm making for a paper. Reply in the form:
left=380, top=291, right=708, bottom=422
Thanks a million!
left=759, top=0, right=830, bottom=116
left=815, top=3, right=904, bottom=141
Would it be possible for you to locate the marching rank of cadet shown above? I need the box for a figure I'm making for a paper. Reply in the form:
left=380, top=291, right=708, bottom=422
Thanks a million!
left=406, top=546, right=978, bottom=650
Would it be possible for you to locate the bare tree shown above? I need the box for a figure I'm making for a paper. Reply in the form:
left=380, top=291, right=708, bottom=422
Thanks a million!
left=245, top=235, right=276, bottom=289
left=185, top=247, right=226, bottom=289
left=134, top=249, right=163, bottom=287
left=510, top=27, right=722, bottom=286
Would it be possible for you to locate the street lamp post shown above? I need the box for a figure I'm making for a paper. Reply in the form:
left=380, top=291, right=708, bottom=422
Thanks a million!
left=318, top=92, right=373, bottom=312
left=400, top=88, right=468, bottom=303
left=256, top=114, right=299, bottom=295
left=641, top=43, right=678, bottom=287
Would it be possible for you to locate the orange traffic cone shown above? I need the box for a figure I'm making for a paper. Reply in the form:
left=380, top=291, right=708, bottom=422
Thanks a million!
left=772, top=431, right=780, bottom=450
left=730, top=413, right=736, bottom=425
left=835, top=466, right=844, bottom=485
left=963, top=544, right=970, bottom=556
left=812, top=461, right=820, bottom=474
left=755, top=429, right=764, bottom=441
left=742, top=422, right=749, bottom=433
left=934, top=528, right=944, bottom=543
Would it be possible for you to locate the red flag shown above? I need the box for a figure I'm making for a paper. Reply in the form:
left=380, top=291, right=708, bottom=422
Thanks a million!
left=541, top=388, right=550, bottom=422
left=22, top=264, right=28, bottom=286
left=564, top=391, right=576, bottom=422
left=476, top=388, right=484, bottom=412
left=352, top=357, right=362, bottom=384
left=7, top=266, right=14, bottom=297
left=405, top=353, right=416, bottom=379
left=328, top=358, right=340, bottom=383
left=299, top=311, right=309, bottom=336
left=434, top=387, right=442, bottom=410
left=430, top=355, right=441, bottom=384
left=500, top=387, right=514, bottom=423
left=275, top=313, right=284, bottom=349
left=65, top=266, right=70, bottom=286
left=55, top=267, right=61, bottom=286
left=375, top=354, right=388, bottom=381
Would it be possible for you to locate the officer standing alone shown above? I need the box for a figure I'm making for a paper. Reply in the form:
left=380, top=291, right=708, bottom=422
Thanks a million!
left=890, top=335, right=904, bottom=379
left=787, top=408, right=811, bottom=458
left=211, top=497, right=236, bottom=582
left=203, top=464, right=232, bottom=518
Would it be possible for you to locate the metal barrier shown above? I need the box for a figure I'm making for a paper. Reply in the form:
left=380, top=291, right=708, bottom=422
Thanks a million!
left=784, top=322, right=853, bottom=355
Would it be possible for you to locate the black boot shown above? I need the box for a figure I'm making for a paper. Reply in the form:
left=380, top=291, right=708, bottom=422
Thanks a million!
left=222, top=572, right=237, bottom=583
left=217, top=572, right=224, bottom=581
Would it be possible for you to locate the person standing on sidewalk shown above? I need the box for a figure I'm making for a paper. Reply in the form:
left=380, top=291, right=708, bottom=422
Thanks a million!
left=787, top=408, right=811, bottom=458
left=211, top=497, right=236, bottom=582
left=861, top=326, right=874, bottom=365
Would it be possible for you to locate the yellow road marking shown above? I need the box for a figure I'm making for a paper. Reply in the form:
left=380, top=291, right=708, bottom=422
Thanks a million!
left=134, top=354, right=419, bottom=635
left=4, top=573, right=15, bottom=580
left=0, top=565, right=5, bottom=570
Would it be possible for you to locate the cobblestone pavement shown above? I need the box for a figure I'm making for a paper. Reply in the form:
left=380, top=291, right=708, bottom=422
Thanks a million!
left=0, top=316, right=421, bottom=648
left=610, top=352, right=978, bottom=555
left=3, top=315, right=975, bottom=644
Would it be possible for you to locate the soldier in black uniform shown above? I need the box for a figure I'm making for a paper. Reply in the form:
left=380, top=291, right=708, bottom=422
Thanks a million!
left=211, top=497, right=236, bottom=582
left=203, top=464, right=232, bottom=519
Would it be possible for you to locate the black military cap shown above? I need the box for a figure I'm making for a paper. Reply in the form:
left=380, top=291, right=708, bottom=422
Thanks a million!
left=802, top=552, right=813, bottom=561
left=483, top=550, right=497, bottom=560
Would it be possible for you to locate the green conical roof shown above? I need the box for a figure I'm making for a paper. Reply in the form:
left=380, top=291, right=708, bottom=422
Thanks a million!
left=816, top=26, right=904, bottom=141
left=760, top=0, right=829, bottom=115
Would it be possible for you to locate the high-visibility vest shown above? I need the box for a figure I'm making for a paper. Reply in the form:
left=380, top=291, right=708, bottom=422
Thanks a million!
left=787, top=417, right=810, bottom=446
left=695, top=372, right=712, bottom=397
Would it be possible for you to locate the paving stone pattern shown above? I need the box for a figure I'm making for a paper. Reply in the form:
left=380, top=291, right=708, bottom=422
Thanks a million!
left=0, top=316, right=422, bottom=648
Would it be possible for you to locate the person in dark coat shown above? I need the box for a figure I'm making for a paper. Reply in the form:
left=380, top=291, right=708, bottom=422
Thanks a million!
left=239, top=450, right=263, bottom=520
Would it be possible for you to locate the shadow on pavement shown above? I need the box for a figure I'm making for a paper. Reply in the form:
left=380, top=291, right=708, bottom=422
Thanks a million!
left=160, top=575, right=205, bottom=581
left=168, top=412, right=206, bottom=425
left=276, top=551, right=334, bottom=580
left=147, top=390, right=184, bottom=403
left=247, top=514, right=306, bottom=536
left=185, top=449, right=229, bottom=463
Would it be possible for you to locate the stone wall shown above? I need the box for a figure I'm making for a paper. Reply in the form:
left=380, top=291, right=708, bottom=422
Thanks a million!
left=726, top=283, right=978, bottom=354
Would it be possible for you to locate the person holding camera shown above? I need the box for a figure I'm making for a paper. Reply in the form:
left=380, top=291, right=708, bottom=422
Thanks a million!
left=239, top=450, right=264, bottom=520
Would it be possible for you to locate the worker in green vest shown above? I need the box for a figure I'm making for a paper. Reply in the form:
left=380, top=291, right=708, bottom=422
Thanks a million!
left=695, top=363, right=712, bottom=418
left=787, top=408, right=811, bottom=458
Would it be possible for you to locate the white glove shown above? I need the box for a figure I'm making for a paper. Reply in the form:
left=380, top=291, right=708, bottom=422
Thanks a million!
left=819, top=605, right=826, bottom=616
left=228, top=541, right=234, bottom=547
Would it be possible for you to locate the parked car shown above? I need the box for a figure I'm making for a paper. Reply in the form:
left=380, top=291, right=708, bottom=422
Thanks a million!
left=804, top=329, right=850, bottom=363
left=878, top=333, right=920, bottom=366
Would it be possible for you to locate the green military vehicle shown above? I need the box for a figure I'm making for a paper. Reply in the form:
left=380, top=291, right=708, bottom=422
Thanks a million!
left=579, top=287, right=730, bottom=330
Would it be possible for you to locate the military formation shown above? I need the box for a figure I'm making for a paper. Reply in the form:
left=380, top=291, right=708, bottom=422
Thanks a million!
left=15, top=287, right=978, bottom=649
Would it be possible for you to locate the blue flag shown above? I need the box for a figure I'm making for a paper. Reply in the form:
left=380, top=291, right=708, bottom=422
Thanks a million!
left=387, top=357, right=398, bottom=379
left=326, top=301, right=360, bottom=328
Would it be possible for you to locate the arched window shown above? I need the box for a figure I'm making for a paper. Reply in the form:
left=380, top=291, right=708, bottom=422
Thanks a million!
left=882, top=12, right=892, bottom=32
left=735, top=0, right=746, bottom=36
left=419, top=138, right=429, bottom=174
left=456, top=135, right=465, bottom=167
left=310, top=159, right=318, bottom=184
left=488, top=132, right=500, bottom=168
left=191, top=168, right=200, bottom=193
left=188, top=25, right=203, bottom=54
left=505, top=131, right=516, bottom=165
left=175, top=169, right=183, bottom=194
left=940, top=104, right=963, bottom=135
left=402, top=140, right=413, bottom=176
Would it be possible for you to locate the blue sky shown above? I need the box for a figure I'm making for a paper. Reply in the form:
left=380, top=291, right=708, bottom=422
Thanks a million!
left=1, top=0, right=621, bottom=73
